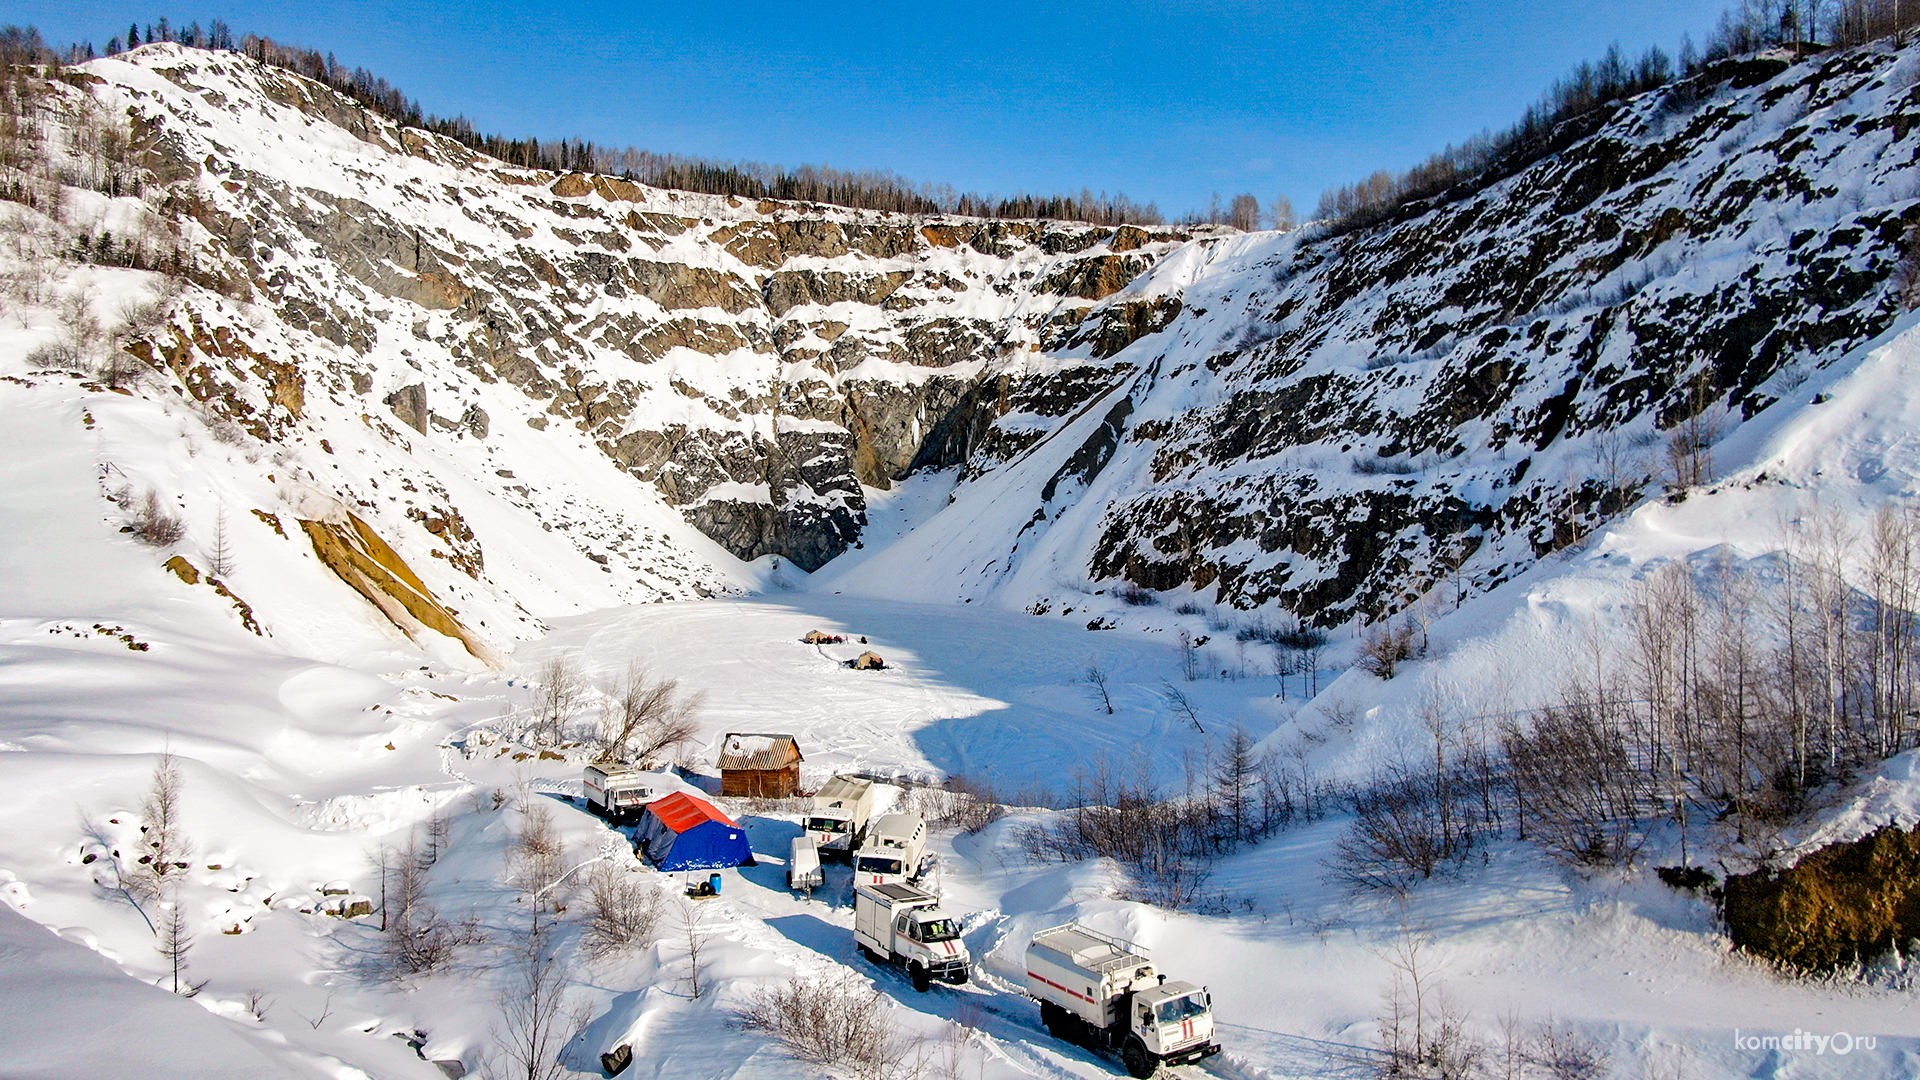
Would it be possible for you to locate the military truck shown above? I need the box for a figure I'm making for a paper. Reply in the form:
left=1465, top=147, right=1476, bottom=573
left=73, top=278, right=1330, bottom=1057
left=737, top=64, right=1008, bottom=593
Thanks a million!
left=1025, top=923, right=1220, bottom=1078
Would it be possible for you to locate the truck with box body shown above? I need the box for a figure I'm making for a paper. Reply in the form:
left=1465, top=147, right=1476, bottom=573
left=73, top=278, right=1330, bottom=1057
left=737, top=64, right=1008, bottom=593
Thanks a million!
left=1025, top=923, right=1221, bottom=1078
left=582, top=765, right=658, bottom=823
left=852, top=812, right=929, bottom=885
left=805, top=775, right=877, bottom=862
left=853, top=881, right=970, bottom=991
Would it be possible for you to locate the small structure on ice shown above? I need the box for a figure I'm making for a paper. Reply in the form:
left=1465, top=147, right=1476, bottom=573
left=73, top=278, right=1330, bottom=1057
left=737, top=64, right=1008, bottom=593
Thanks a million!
left=850, top=651, right=886, bottom=670
left=716, top=732, right=803, bottom=797
left=634, top=791, right=754, bottom=871
left=801, top=629, right=845, bottom=644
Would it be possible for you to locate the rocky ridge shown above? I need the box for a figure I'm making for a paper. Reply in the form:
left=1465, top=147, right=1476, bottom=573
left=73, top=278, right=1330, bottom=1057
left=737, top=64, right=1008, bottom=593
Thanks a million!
left=43, top=40, right=1920, bottom=646
left=95, top=44, right=1195, bottom=578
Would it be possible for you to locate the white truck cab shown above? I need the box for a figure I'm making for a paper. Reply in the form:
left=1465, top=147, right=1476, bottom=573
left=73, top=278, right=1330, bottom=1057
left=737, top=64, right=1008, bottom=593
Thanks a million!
left=582, top=765, right=657, bottom=823
left=853, top=881, right=970, bottom=991
left=805, top=775, right=876, bottom=861
left=1130, top=981, right=1216, bottom=1064
left=852, top=812, right=928, bottom=885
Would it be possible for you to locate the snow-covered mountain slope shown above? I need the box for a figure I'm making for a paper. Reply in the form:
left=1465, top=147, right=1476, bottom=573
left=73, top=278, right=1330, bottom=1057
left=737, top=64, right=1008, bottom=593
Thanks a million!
left=88, top=42, right=1193, bottom=581
left=824, top=44, right=1920, bottom=623
left=24, top=40, right=1920, bottom=648
left=8, top=35, right=1920, bottom=1080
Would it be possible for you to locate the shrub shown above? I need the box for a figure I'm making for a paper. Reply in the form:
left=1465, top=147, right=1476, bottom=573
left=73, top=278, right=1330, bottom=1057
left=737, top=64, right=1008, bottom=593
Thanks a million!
left=1332, top=765, right=1475, bottom=891
left=131, top=491, right=186, bottom=547
left=1501, top=707, right=1650, bottom=866
left=1272, top=620, right=1330, bottom=651
left=1352, top=455, right=1418, bottom=476
left=1655, top=865, right=1716, bottom=893
left=738, top=975, right=915, bottom=1080
left=1115, top=583, right=1156, bottom=606
left=901, top=775, right=1004, bottom=834
left=1358, top=620, right=1417, bottom=678
left=25, top=340, right=85, bottom=372
left=580, top=867, right=660, bottom=959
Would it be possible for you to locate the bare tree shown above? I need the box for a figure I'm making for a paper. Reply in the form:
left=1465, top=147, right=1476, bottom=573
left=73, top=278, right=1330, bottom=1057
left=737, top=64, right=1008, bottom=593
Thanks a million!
left=1178, top=629, right=1200, bottom=682
left=156, top=892, right=198, bottom=995
left=132, top=751, right=190, bottom=904
left=1228, top=192, right=1261, bottom=232
left=1265, top=194, right=1298, bottom=232
left=679, top=899, right=711, bottom=999
left=492, top=915, right=587, bottom=1080
left=380, top=830, right=453, bottom=977
left=530, top=658, right=583, bottom=746
left=1162, top=681, right=1205, bottom=732
left=1212, top=727, right=1259, bottom=848
left=511, top=802, right=567, bottom=910
left=595, top=662, right=701, bottom=766
left=1084, top=663, right=1114, bottom=714
left=207, top=510, right=235, bottom=578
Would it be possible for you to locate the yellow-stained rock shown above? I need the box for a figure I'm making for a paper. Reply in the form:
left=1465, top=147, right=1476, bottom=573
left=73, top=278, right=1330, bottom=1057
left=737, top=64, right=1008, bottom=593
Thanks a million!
left=299, top=513, right=496, bottom=665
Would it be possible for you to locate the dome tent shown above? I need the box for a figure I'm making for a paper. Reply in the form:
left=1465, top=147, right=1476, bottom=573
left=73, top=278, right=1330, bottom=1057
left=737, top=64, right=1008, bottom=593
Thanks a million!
left=635, top=792, right=754, bottom=871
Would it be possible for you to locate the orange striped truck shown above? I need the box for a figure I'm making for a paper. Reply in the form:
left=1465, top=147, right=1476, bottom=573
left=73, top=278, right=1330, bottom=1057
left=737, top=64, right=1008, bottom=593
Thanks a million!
left=1026, top=923, right=1220, bottom=1078
left=853, top=881, right=970, bottom=992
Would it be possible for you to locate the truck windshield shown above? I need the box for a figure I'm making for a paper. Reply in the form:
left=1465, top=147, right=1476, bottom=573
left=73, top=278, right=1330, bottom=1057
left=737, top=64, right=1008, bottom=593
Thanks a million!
left=806, top=817, right=848, bottom=833
left=1155, top=994, right=1208, bottom=1024
left=856, top=856, right=902, bottom=875
left=915, top=918, right=960, bottom=942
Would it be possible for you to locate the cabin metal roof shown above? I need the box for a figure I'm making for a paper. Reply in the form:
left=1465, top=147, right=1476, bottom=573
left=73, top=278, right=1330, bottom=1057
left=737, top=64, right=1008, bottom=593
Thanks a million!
left=716, top=732, right=803, bottom=771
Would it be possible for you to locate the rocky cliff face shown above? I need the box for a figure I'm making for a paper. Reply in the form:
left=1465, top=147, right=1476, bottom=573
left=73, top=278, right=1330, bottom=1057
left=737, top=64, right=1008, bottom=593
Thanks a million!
left=823, top=43, right=1920, bottom=624
left=62, top=41, right=1920, bottom=633
left=97, top=45, right=1195, bottom=576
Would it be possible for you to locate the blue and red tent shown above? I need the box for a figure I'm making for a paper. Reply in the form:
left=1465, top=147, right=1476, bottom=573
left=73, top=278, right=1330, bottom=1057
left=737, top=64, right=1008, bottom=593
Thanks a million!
left=635, top=792, right=755, bottom=871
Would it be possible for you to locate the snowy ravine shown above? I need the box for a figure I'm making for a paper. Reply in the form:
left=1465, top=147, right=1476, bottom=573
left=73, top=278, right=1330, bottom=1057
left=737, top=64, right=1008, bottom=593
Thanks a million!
left=2, top=35, right=1920, bottom=1080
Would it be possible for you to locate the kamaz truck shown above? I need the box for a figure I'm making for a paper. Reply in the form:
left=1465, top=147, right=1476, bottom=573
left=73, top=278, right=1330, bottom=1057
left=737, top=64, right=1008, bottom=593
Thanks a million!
left=1025, top=923, right=1221, bottom=1078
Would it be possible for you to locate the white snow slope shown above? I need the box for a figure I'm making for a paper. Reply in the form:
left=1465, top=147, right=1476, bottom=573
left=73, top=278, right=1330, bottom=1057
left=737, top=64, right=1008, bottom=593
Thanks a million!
left=4, top=39, right=1920, bottom=1080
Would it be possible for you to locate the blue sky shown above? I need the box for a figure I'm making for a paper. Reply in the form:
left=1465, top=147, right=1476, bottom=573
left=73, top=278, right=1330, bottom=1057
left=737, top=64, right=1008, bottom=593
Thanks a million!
left=18, top=2, right=1731, bottom=217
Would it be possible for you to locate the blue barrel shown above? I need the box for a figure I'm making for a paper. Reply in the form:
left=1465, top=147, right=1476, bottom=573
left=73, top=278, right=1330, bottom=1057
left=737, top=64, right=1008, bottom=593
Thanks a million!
left=709, top=872, right=723, bottom=895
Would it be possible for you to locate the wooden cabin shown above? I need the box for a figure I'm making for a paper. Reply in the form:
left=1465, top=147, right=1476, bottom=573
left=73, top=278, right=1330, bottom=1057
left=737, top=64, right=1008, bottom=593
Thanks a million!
left=716, top=732, right=803, bottom=798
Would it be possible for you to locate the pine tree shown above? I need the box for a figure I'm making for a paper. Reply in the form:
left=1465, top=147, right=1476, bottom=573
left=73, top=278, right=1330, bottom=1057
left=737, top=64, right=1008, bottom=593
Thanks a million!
left=157, top=894, right=194, bottom=994
left=129, top=24, right=141, bottom=47
left=208, top=511, right=235, bottom=578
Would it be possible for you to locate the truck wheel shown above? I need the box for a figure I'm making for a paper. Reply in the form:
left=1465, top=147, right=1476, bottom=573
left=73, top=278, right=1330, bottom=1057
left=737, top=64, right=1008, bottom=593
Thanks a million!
left=951, top=967, right=969, bottom=985
left=860, top=945, right=883, bottom=964
left=1040, top=1002, right=1065, bottom=1037
left=1122, top=1040, right=1154, bottom=1079
left=908, top=962, right=931, bottom=993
